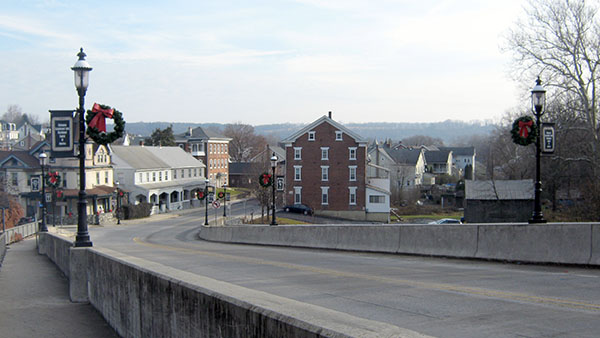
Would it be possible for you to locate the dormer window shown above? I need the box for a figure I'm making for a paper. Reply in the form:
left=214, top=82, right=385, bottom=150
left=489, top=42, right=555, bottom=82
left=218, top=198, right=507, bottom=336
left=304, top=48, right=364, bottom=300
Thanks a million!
left=335, top=131, right=343, bottom=141
left=308, top=131, right=315, bottom=141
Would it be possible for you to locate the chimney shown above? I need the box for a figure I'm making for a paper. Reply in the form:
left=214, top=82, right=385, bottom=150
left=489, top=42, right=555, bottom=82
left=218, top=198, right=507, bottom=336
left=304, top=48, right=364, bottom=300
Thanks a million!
left=188, top=127, right=193, bottom=136
left=328, top=111, right=332, bottom=119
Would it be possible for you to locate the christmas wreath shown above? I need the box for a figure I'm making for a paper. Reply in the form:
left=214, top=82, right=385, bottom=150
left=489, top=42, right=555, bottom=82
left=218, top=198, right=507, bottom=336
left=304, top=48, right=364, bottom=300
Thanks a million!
left=197, top=191, right=206, bottom=200
left=259, top=172, right=273, bottom=188
left=55, top=189, right=65, bottom=201
left=86, top=103, right=125, bottom=145
left=217, top=191, right=225, bottom=199
left=511, top=116, right=537, bottom=146
left=46, top=171, right=61, bottom=189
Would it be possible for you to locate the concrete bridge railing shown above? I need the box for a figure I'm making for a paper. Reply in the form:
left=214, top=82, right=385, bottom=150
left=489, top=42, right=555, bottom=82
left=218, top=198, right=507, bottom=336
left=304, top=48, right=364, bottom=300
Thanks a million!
left=37, top=232, right=429, bottom=338
left=199, top=223, right=600, bottom=266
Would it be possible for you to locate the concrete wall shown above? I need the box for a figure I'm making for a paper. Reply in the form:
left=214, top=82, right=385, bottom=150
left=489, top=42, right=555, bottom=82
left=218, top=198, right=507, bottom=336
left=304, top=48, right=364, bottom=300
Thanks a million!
left=39, top=232, right=73, bottom=277
left=37, top=232, right=428, bottom=338
left=199, top=223, right=600, bottom=266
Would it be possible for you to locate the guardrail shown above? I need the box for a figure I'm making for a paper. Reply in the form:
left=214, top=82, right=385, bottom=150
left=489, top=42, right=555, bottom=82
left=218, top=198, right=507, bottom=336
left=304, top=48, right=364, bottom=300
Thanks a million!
left=2, top=222, right=38, bottom=245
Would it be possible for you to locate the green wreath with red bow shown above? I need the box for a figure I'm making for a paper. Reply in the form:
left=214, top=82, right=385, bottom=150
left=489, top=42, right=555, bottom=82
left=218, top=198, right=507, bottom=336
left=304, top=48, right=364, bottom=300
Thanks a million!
left=46, top=171, right=61, bottom=189
left=511, top=116, right=537, bottom=146
left=197, top=191, right=206, bottom=200
left=217, top=191, right=225, bottom=199
left=259, top=172, right=273, bottom=188
left=86, top=103, right=125, bottom=145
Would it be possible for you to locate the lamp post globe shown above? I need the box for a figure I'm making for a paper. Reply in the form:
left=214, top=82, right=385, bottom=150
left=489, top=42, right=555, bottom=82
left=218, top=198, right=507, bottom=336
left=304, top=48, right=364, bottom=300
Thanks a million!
left=38, top=152, right=48, bottom=232
left=270, top=153, right=278, bottom=226
left=529, top=78, right=547, bottom=224
left=72, top=48, right=93, bottom=247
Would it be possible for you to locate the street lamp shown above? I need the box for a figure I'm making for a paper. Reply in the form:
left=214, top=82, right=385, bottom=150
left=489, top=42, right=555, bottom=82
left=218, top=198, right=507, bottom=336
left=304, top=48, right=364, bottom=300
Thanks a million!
left=270, top=153, right=278, bottom=226
left=529, top=78, right=547, bottom=224
left=222, top=184, right=227, bottom=218
left=39, top=152, right=48, bottom=232
left=115, top=181, right=121, bottom=225
left=72, top=48, right=93, bottom=247
left=204, top=179, right=209, bottom=225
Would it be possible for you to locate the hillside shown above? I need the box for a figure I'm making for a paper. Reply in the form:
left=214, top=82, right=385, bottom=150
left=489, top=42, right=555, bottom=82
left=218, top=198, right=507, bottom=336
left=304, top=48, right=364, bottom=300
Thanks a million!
left=120, top=120, right=496, bottom=145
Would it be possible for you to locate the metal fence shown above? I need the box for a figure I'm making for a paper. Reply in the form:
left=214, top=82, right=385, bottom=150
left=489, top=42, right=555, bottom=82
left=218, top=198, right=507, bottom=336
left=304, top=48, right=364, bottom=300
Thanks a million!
left=2, top=222, right=38, bottom=245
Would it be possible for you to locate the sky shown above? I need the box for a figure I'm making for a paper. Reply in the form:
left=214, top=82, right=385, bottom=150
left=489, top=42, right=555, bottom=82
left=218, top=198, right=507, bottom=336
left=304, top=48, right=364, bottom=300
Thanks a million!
left=0, top=0, right=528, bottom=125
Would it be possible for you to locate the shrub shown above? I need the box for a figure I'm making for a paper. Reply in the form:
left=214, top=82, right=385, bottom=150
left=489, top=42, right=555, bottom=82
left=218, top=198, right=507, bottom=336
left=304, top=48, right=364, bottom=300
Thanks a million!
left=122, top=203, right=153, bottom=220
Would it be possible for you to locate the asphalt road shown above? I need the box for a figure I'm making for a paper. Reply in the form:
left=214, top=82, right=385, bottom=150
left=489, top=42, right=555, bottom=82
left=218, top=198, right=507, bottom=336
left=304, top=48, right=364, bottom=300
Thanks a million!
left=87, top=202, right=600, bottom=338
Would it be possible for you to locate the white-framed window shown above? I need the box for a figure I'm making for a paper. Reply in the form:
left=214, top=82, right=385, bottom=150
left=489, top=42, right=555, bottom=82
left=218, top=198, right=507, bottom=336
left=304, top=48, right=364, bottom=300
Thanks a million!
left=349, top=165, right=357, bottom=181
left=96, top=172, right=100, bottom=184
left=159, top=171, right=162, bottom=181
left=294, top=186, right=302, bottom=204
left=165, top=171, right=169, bottom=180
left=181, top=169, right=185, bottom=178
left=321, top=187, right=329, bottom=205
left=369, top=195, right=386, bottom=203
left=139, top=173, right=143, bottom=183
left=294, top=166, right=302, bottom=181
left=349, top=147, right=357, bottom=160
left=146, top=172, right=150, bottom=181
left=321, top=166, right=329, bottom=181
left=349, top=187, right=357, bottom=205
left=308, top=131, right=315, bottom=141
left=335, top=131, right=343, bottom=141
left=294, top=147, right=302, bottom=160
left=321, top=147, right=329, bottom=160
left=105, top=171, right=109, bottom=184
left=153, top=172, right=156, bottom=182
left=173, top=170, right=177, bottom=179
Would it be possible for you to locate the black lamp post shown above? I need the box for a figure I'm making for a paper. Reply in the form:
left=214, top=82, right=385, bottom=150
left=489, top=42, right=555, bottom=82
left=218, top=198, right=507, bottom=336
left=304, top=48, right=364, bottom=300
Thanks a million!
left=72, top=48, right=93, bottom=247
left=204, top=179, right=209, bottom=225
left=115, top=181, right=121, bottom=225
left=529, top=78, right=547, bottom=224
left=222, top=184, right=227, bottom=218
left=270, top=153, right=278, bottom=226
left=39, top=152, right=48, bottom=232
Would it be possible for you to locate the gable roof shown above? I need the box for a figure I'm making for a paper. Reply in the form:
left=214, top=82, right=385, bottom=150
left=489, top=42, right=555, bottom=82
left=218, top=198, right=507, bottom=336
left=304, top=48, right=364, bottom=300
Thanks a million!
left=439, top=146, right=475, bottom=157
left=384, top=148, right=423, bottom=165
left=144, top=146, right=205, bottom=168
left=175, top=126, right=231, bottom=141
left=280, top=115, right=367, bottom=145
left=110, top=145, right=204, bottom=170
left=0, top=151, right=40, bottom=168
left=466, top=180, right=533, bottom=200
left=424, top=149, right=452, bottom=163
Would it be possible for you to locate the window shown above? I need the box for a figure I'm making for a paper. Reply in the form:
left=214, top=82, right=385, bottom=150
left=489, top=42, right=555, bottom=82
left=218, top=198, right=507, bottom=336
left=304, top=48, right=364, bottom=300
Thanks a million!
left=321, top=166, right=329, bottom=181
left=173, top=170, right=177, bottom=179
left=182, top=169, right=185, bottom=178
left=335, top=131, right=343, bottom=141
left=349, top=147, right=357, bottom=160
left=153, top=172, right=156, bottom=182
left=294, top=147, right=302, bottom=160
left=349, top=187, right=357, bottom=205
left=210, top=159, right=213, bottom=168
left=11, top=173, right=17, bottom=186
left=308, top=131, right=315, bottom=141
left=192, top=144, right=197, bottom=152
left=349, top=166, right=357, bottom=181
left=159, top=172, right=163, bottom=181
left=294, top=187, right=302, bottom=204
left=146, top=172, right=150, bottom=181
left=63, top=173, right=67, bottom=188
left=369, top=195, right=386, bottom=203
left=105, top=171, right=109, bottom=184
left=294, top=166, right=302, bottom=181
left=139, top=173, right=143, bottom=182
left=321, top=187, right=329, bottom=205
left=194, top=168, right=197, bottom=177
left=321, top=147, right=329, bottom=160
left=96, top=172, right=100, bottom=184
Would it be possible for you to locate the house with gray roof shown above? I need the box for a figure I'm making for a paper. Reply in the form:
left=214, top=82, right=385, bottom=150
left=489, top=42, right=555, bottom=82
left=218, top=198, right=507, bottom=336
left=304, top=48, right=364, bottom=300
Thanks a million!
left=110, top=145, right=206, bottom=213
left=439, top=146, right=476, bottom=179
left=464, top=179, right=533, bottom=223
left=424, top=148, right=453, bottom=176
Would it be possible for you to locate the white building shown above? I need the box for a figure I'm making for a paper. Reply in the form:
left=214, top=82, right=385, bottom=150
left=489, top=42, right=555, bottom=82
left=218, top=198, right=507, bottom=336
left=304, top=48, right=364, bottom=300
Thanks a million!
left=110, top=145, right=206, bottom=214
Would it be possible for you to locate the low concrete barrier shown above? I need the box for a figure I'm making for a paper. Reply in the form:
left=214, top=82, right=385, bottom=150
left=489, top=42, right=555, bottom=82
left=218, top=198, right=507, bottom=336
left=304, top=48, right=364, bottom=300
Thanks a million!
left=38, top=232, right=429, bottom=338
left=2, top=222, right=38, bottom=245
left=40, top=232, right=73, bottom=277
left=199, top=223, right=600, bottom=266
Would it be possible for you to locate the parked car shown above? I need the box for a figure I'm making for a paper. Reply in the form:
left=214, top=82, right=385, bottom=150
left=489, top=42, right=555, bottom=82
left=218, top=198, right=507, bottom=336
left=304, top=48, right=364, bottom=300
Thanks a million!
left=428, top=218, right=462, bottom=225
left=17, top=216, right=36, bottom=225
left=283, top=204, right=313, bottom=215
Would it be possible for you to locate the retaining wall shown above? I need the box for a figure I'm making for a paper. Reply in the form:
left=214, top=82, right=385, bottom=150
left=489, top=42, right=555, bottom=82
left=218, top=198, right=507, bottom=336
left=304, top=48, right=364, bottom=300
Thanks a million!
left=37, top=232, right=428, bottom=338
left=199, top=223, right=600, bottom=266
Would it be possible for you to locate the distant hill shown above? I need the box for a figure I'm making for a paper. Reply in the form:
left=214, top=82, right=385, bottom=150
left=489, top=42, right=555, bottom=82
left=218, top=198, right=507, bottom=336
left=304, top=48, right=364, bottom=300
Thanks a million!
left=120, top=120, right=496, bottom=145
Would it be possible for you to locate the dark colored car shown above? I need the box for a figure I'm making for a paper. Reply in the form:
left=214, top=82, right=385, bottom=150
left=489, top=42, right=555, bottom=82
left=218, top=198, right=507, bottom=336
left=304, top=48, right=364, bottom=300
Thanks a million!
left=283, top=204, right=313, bottom=215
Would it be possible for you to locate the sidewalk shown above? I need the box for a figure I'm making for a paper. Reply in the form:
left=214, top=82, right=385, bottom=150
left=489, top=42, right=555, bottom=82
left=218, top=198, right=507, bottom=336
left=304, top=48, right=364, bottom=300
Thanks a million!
left=0, top=237, right=118, bottom=338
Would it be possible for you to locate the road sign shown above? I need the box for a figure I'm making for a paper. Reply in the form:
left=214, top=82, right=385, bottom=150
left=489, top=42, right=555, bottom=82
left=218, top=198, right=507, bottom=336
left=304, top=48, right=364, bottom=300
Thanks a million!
left=212, top=200, right=221, bottom=209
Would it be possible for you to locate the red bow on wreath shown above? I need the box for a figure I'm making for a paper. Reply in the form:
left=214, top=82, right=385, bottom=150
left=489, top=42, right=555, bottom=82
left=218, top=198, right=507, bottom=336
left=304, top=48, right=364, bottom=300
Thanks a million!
left=56, top=190, right=63, bottom=198
left=49, top=172, right=60, bottom=184
left=262, top=174, right=271, bottom=185
left=89, top=103, right=114, bottom=133
left=518, top=120, right=533, bottom=138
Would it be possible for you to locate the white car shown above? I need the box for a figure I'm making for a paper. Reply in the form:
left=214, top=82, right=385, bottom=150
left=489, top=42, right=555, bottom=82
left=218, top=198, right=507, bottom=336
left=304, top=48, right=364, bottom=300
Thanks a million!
left=428, top=218, right=462, bottom=224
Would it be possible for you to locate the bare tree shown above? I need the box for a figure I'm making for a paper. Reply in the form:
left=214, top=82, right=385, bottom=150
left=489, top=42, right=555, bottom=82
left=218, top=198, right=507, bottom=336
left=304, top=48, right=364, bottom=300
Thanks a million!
left=223, top=122, right=267, bottom=162
left=2, top=104, right=41, bottom=125
left=400, top=135, right=444, bottom=147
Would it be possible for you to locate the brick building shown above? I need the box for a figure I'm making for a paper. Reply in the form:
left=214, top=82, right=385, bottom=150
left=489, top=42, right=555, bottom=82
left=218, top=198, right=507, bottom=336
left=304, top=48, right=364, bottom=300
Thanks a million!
left=282, top=113, right=388, bottom=221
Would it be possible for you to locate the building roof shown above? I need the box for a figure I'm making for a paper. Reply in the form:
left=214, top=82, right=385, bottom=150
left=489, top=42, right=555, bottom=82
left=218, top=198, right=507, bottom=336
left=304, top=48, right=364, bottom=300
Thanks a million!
left=175, top=126, right=231, bottom=141
left=144, top=146, right=205, bottom=168
left=385, top=148, right=422, bottom=165
left=465, top=180, right=534, bottom=200
left=439, top=146, right=475, bottom=157
left=280, top=115, right=367, bottom=145
left=0, top=151, right=40, bottom=168
left=424, top=149, right=452, bottom=163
